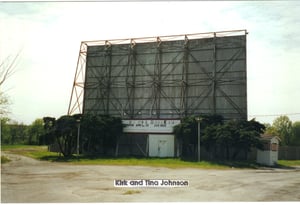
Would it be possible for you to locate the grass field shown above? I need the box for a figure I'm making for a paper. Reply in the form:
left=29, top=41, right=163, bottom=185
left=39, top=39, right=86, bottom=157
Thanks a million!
left=2, top=145, right=300, bottom=169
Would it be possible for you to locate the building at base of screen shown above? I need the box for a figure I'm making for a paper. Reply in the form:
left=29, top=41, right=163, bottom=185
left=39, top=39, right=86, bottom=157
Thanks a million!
left=68, top=30, right=248, bottom=158
left=118, top=119, right=181, bottom=157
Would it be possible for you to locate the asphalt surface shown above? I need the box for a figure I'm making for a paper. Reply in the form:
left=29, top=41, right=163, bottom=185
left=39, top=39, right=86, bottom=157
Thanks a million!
left=1, top=152, right=300, bottom=202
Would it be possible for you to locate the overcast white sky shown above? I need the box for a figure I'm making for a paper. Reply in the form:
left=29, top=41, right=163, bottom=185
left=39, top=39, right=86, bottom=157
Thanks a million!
left=0, top=1, right=300, bottom=125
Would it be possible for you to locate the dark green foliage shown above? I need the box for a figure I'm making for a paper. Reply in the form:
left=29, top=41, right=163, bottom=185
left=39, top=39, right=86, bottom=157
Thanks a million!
left=291, top=121, right=300, bottom=146
left=174, top=114, right=225, bottom=160
left=202, top=125, right=219, bottom=156
left=200, top=114, right=224, bottom=127
left=272, top=116, right=293, bottom=145
left=26, top=119, right=45, bottom=145
left=264, top=115, right=300, bottom=146
left=1, top=118, right=47, bottom=145
left=226, top=119, right=265, bottom=160
left=54, top=115, right=78, bottom=157
left=0, top=120, right=27, bottom=145
left=80, top=114, right=102, bottom=154
left=0, top=118, right=11, bottom=144
left=174, top=114, right=265, bottom=160
left=41, top=114, right=124, bottom=157
left=42, top=117, right=56, bottom=145
left=80, top=114, right=124, bottom=155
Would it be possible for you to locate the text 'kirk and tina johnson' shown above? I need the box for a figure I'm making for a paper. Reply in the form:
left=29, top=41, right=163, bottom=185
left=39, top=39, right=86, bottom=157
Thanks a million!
left=114, top=179, right=189, bottom=187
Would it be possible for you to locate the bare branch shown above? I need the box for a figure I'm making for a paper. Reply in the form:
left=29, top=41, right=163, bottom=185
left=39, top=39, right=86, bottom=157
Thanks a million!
left=0, top=50, right=21, bottom=87
left=0, top=50, right=21, bottom=117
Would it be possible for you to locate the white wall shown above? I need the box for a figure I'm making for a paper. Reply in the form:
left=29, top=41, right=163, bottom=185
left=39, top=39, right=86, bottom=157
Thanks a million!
left=257, top=150, right=272, bottom=166
left=257, top=137, right=279, bottom=166
left=149, top=134, right=174, bottom=157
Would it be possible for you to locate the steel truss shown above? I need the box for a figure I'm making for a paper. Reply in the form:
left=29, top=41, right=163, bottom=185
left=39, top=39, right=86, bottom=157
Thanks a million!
left=68, top=30, right=248, bottom=120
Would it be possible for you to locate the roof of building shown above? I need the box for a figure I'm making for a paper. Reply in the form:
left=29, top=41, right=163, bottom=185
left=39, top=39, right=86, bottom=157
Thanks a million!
left=260, top=134, right=281, bottom=141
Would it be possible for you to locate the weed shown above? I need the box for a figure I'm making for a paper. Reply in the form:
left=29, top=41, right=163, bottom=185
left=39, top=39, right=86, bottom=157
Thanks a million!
left=1, top=155, right=11, bottom=164
left=122, top=190, right=141, bottom=195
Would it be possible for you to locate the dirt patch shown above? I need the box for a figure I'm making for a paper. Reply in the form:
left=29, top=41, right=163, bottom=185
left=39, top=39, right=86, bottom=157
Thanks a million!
left=1, top=152, right=300, bottom=202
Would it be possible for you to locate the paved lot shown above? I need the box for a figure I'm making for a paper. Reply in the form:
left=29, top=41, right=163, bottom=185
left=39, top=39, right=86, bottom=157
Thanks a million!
left=1, top=153, right=300, bottom=202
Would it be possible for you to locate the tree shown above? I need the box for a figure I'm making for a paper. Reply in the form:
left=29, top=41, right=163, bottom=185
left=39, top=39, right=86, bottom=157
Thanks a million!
left=0, top=92, right=10, bottom=116
left=215, top=122, right=235, bottom=160
left=173, top=114, right=224, bottom=160
left=291, top=121, right=300, bottom=146
left=1, top=53, right=20, bottom=143
left=42, top=117, right=56, bottom=145
left=26, top=119, right=45, bottom=145
left=1, top=119, right=31, bottom=145
left=175, top=115, right=265, bottom=160
left=173, top=116, right=198, bottom=160
left=80, top=114, right=105, bottom=154
left=201, top=114, right=224, bottom=157
left=55, top=115, right=78, bottom=157
left=0, top=53, right=20, bottom=86
left=0, top=52, right=20, bottom=116
left=6, top=121, right=27, bottom=144
left=42, top=114, right=124, bottom=157
left=272, top=116, right=293, bottom=145
left=80, top=114, right=123, bottom=155
left=0, top=118, right=11, bottom=144
left=103, top=116, right=123, bottom=156
left=229, top=119, right=265, bottom=159
left=264, top=123, right=278, bottom=136
left=202, top=124, right=219, bottom=157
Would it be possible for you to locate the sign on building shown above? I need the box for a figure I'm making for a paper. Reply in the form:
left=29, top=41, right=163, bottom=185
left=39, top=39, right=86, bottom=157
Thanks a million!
left=123, top=119, right=181, bottom=133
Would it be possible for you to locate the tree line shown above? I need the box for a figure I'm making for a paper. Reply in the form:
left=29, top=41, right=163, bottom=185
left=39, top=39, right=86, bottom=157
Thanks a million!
left=1, top=118, right=44, bottom=145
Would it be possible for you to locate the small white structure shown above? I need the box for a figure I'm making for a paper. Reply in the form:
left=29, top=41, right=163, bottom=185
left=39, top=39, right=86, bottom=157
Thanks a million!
left=257, top=135, right=280, bottom=166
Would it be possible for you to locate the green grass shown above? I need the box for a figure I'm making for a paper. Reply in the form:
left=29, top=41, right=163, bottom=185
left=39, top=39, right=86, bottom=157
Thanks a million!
left=277, top=160, right=300, bottom=167
left=2, top=145, right=300, bottom=169
left=70, top=157, right=237, bottom=169
left=1, top=144, right=40, bottom=150
left=38, top=154, right=236, bottom=169
left=0, top=145, right=259, bottom=169
left=1, top=144, right=59, bottom=159
left=1, top=155, right=11, bottom=164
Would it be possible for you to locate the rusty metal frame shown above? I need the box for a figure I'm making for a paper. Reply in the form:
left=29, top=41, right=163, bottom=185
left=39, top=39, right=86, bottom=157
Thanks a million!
left=68, top=42, right=87, bottom=115
left=68, top=30, right=248, bottom=119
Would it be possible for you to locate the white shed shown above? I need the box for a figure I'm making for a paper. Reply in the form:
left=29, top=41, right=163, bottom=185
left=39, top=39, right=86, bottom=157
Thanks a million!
left=257, top=135, right=280, bottom=166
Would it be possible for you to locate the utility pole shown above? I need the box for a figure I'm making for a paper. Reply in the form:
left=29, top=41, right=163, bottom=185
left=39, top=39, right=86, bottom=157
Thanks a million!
left=195, top=117, right=202, bottom=162
left=76, top=119, right=81, bottom=157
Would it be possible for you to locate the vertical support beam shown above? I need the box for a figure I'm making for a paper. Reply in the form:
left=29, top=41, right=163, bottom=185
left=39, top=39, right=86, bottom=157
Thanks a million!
left=115, top=136, right=119, bottom=157
left=68, top=42, right=87, bottom=115
left=212, top=32, right=217, bottom=114
left=105, top=41, right=112, bottom=115
left=157, top=38, right=162, bottom=119
left=181, top=35, right=189, bottom=117
left=153, top=37, right=162, bottom=118
left=198, top=120, right=201, bottom=161
left=244, top=32, right=248, bottom=120
left=126, top=40, right=136, bottom=118
left=146, top=135, right=149, bottom=157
